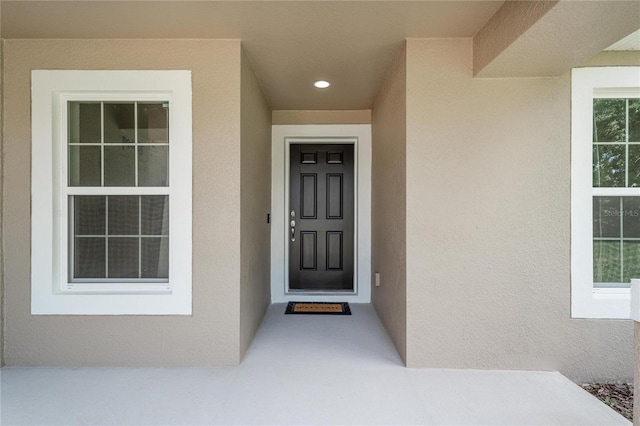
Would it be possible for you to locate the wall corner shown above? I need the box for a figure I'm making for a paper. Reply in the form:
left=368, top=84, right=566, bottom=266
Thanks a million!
left=1, top=37, right=5, bottom=367
left=239, top=46, right=272, bottom=360
left=371, top=41, right=407, bottom=364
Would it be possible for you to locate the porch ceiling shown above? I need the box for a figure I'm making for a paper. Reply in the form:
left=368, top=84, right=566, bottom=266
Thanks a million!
left=0, top=0, right=504, bottom=110
left=1, top=1, right=638, bottom=110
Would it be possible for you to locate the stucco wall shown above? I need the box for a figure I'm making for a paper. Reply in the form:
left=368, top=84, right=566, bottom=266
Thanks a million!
left=473, top=0, right=557, bottom=76
left=371, top=45, right=407, bottom=363
left=3, top=39, right=243, bottom=366
left=579, top=50, right=640, bottom=68
left=239, top=49, right=272, bottom=358
left=405, top=38, right=633, bottom=382
left=272, top=110, right=371, bottom=125
left=635, top=322, right=640, bottom=424
left=0, top=39, right=4, bottom=367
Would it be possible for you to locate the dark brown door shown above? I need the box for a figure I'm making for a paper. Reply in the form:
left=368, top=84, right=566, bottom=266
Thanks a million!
left=289, top=144, right=354, bottom=291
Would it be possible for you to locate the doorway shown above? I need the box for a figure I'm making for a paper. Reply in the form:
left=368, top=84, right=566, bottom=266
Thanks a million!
left=289, top=143, right=355, bottom=291
left=270, top=125, right=371, bottom=303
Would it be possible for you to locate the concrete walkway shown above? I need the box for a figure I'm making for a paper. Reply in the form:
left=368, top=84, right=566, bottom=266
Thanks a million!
left=0, top=304, right=630, bottom=425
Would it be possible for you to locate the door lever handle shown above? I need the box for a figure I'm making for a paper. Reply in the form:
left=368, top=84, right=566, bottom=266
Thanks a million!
left=290, top=211, right=296, bottom=242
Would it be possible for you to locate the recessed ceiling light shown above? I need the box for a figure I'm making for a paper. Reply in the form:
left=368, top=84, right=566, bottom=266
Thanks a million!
left=314, top=80, right=331, bottom=89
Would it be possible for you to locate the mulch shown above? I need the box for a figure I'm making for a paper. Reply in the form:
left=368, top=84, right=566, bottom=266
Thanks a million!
left=581, top=383, right=633, bottom=421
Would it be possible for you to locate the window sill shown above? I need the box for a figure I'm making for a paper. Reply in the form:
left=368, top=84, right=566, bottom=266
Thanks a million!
left=62, top=282, right=172, bottom=295
left=571, top=287, right=631, bottom=319
left=32, top=290, right=191, bottom=315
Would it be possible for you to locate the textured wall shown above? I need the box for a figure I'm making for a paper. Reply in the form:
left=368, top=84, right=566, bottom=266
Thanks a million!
left=579, top=51, right=640, bottom=68
left=635, top=322, right=640, bottom=425
left=0, top=39, right=4, bottom=367
left=239, top=49, right=272, bottom=358
left=371, top=45, right=407, bottom=363
left=473, top=1, right=557, bottom=76
left=272, top=110, right=371, bottom=125
left=3, top=39, right=243, bottom=366
left=405, top=38, right=633, bottom=382
left=474, top=1, right=639, bottom=78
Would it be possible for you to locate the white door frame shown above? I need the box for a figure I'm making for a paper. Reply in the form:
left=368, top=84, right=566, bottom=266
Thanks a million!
left=271, top=125, right=371, bottom=303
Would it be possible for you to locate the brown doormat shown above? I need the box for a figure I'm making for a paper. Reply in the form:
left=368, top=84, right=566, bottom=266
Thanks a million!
left=285, top=302, right=351, bottom=315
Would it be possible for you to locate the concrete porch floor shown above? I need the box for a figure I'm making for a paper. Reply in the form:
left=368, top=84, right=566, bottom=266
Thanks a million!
left=0, top=303, right=630, bottom=425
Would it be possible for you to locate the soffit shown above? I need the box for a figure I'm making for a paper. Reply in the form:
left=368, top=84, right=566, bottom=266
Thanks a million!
left=0, top=0, right=504, bottom=110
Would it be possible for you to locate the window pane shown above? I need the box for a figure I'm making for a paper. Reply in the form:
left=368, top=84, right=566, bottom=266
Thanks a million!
left=593, top=196, right=621, bottom=238
left=104, top=146, right=135, bottom=186
left=630, top=99, right=640, bottom=142
left=142, top=237, right=169, bottom=278
left=74, top=196, right=106, bottom=235
left=108, top=237, right=139, bottom=278
left=141, top=196, right=169, bottom=235
left=69, top=102, right=101, bottom=144
left=104, top=103, right=135, bottom=144
left=593, top=144, right=625, bottom=187
left=624, top=241, right=640, bottom=283
left=108, top=196, right=139, bottom=235
left=623, top=197, right=640, bottom=238
left=138, top=103, right=169, bottom=143
left=74, top=237, right=106, bottom=278
left=593, top=241, right=621, bottom=283
left=69, top=146, right=101, bottom=186
left=629, top=145, right=640, bottom=187
left=593, top=99, right=625, bottom=142
left=138, top=146, right=169, bottom=187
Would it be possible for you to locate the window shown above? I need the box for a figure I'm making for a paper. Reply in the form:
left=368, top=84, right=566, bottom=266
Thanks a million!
left=31, top=71, right=192, bottom=315
left=572, top=67, right=640, bottom=319
left=68, top=102, right=170, bottom=283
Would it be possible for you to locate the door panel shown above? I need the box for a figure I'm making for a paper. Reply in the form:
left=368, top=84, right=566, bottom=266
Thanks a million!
left=300, top=231, right=317, bottom=270
left=289, top=144, right=354, bottom=291
left=327, top=174, right=343, bottom=219
left=326, top=232, right=343, bottom=270
left=301, top=174, right=317, bottom=218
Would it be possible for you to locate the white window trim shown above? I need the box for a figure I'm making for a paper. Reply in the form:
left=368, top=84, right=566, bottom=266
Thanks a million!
left=571, top=67, right=640, bottom=319
left=31, top=70, right=192, bottom=315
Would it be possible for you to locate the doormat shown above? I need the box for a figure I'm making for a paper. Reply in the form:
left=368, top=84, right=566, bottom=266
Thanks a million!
left=285, top=302, right=351, bottom=315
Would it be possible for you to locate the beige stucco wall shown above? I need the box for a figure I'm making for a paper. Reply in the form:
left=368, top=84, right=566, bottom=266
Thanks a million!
left=579, top=50, right=640, bottom=68
left=473, top=2, right=638, bottom=78
left=635, top=322, right=640, bottom=425
left=3, top=39, right=244, bottom=366
left=239, top=49, right=272, bottom=358
left=404, top=38, right=634, bottom=382
left=0, top=39, right=4, bottom=367
left=473, top=1, right=557, bottom=76
left=272, top=110, right=371, bottom=125
left=371, top=45, right=407, bottom=363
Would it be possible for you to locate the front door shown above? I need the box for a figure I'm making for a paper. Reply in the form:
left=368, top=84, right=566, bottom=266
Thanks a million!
left=289, top=144, right=354, bottom=291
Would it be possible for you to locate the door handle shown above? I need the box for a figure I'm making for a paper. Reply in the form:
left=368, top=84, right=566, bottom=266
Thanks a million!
left=290, top=210, right=296, bottom=242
